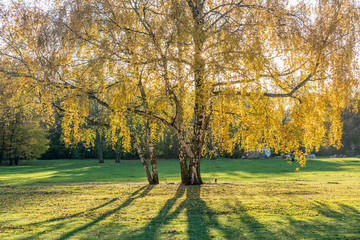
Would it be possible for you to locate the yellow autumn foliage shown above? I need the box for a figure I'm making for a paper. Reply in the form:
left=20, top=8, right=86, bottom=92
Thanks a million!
left=1, top=0, right=359, bottom=175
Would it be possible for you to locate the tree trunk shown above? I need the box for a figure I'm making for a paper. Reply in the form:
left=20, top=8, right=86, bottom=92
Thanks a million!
left=14, top=158, right=19, bottom=165
left=115, top=151, right=121, bottom=163
left=148, top=135, right=159, bottom=184
left=187, top=0, right=207, bottom=185
left=8, top=124, right=16, bottom=167
left=190, top=111, right=205, bottom=185
left=98, top=141, right=104, bottom=163
left=97, top=130, right=104, bottom=163
left=0, top=127, right=5, bottom=165
left=114, top=141, right=121, bottom=163
left=188, top=153, right=203, bottom=185
left=176, top=134, right=203, bottom=185
left=137, top=73, right=159, bottom=184
left=132, top=135, right=155, bottom=185
left=178, top=142, right=189, bottom=184
left=147, top=120, right=159, bottom=184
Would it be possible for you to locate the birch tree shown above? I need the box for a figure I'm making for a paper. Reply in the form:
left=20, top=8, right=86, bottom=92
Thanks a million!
left=1, top=0, right=359, bottom=184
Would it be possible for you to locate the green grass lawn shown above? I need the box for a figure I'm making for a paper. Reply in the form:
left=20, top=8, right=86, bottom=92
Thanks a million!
left=0, top=157, right=359, bottom=239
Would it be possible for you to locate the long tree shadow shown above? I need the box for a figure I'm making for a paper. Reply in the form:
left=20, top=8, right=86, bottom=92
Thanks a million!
left=280, top=201, right=360, bottom=239
left=131, top=185, right=275, bottom=239
left=51, top=197, right=120, bottom=223
left=21, top=196, right=120, bottom=235
left=56, top=185, right=154, bottom=240
left=20, top=185, right=153, bottom=240
left=19, top=185, right=153, bottom=240
left=185, top=186, right=234, bottom=239
left=224, top=200, right=278, bottom=239
left=130, top=184, right=186, bottom=239
left=21, top=197, right=119, bottom=240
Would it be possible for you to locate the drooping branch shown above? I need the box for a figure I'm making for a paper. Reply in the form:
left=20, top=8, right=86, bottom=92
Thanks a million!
left=86, top=92, right=113, bottom=111
left=263, top=73, right=312, bottom=98
left=212, top=71, right=314, bottom=103
left=86, top=88, right=175, bottom=130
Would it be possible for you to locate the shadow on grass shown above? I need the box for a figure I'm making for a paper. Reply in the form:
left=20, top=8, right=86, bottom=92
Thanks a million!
left=2, top=184, right=359, bottom=239
left=49, top=197, right=119, bottom=223
left=131, top=185, right=274, bottom=240
left=21, top=185, right=154, bottom=240
left=280, top=201, right=360, bottom=239
left=57, top=185, right=154, bottom=240
left=129, top=186, right=360, bottom=239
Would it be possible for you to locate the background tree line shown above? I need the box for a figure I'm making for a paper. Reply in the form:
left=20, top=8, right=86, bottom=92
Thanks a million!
left=40, top=115, right=180, bottom=161
left=2, top=102, right=360, bottom=166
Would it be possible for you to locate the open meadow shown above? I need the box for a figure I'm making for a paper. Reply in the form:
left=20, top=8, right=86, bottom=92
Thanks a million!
left=0, top=157, right=359, bottom=239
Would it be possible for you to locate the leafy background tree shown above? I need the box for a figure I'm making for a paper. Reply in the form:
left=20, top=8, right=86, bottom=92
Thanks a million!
left=0, top=77, right=49, bottom=165
left=317, top=104, right=360, bottom=156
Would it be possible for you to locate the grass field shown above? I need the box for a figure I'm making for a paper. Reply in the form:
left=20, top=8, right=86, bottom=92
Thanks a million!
left=0, top=157, right=359, bottom=239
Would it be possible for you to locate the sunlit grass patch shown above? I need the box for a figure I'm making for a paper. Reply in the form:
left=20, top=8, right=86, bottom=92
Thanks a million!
left=0, top=157, right=359, bottom=239
left=0, top=181, right=359, bottom=239
left=1, top=157, right=360, bottom=186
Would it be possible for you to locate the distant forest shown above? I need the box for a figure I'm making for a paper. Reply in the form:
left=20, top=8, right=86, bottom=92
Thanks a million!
left=1, top=106, right=360, bottom=165
left=42, top=107, right=360, bottom=160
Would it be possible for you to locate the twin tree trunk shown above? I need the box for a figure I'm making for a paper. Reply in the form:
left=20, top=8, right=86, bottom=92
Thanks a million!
left=177, top=137, right=204, bottom=185
left=166, top=0, right=207, bottom=185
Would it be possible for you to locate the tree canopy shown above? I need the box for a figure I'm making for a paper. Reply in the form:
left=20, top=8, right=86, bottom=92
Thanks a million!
left=1, top=0, right=359, bottom=184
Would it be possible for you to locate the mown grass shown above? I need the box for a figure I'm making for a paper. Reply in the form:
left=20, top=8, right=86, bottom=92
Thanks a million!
left=1, top=157, right=359, bottom=185
left=0, top=157, right=359, bottom=239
